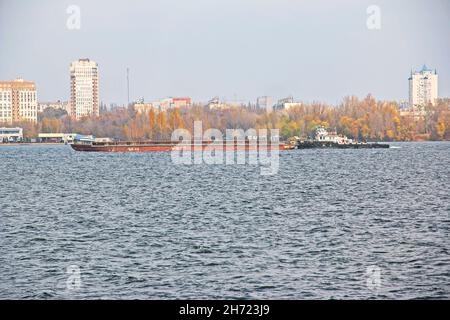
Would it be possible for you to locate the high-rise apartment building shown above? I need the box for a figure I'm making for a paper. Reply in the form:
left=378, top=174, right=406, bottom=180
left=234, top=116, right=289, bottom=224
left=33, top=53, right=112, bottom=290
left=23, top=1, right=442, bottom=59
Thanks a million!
left=0, top=78, right=37, bottom=123
left=70, top=58, right=99, bottom=119
left=408, top=65, right=438, bottom=107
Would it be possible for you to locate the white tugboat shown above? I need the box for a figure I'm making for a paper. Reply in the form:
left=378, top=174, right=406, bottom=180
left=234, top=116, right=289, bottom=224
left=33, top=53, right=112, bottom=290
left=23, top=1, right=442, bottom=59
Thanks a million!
left=314, top=126, right=354, bottom=144
left=296, top=126, right=389, bottom=149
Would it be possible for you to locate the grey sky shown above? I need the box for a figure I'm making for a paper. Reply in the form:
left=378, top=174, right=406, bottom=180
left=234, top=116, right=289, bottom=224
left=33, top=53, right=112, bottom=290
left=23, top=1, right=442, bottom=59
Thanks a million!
left=0, top=0, right=448, bottom=105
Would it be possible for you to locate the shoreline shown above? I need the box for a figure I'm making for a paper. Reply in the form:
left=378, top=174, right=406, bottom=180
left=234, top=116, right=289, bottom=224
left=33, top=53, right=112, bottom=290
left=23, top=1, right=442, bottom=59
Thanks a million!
left=0, top=142, right=68, bottom=147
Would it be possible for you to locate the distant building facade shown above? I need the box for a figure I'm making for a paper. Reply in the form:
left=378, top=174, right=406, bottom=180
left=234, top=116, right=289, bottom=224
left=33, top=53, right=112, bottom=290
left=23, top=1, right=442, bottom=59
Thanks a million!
left=38, top=100, right=69, bottom=113
left=172, top=97, right=192, bottom=109
left=207, top=97, right=227, bottom=110
left=274, top=96, right=300, bottom=110
left=256, top=96, right=273, bottom=112
left=99, top=102, right=108, bottom=114
left=0, top=127, right=23, bottom=142
left=70, top=58, right=99, bottom=119
left=0, top=78, right=37, bottom=123
left=274, top=96, right=293, bottom=110
left=409, top=65, right=438, bottom=107
left=138, top=97, right=192, bottom=112
left=134, top=102, right=154, bottom=114
left=38, top=133, right=77, bottom=143
left=207, top=96, right=245, bottom=110
left=109, top=103, right=126, bottom=111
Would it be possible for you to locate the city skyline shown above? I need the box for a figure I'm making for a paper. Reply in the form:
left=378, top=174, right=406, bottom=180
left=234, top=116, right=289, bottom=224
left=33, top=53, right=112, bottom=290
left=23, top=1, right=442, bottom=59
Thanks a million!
left=0, top=0, right=449, bottom=105
left=1, top=61, right=445, bottom=109
left=0, top=59, right=445, bottom=113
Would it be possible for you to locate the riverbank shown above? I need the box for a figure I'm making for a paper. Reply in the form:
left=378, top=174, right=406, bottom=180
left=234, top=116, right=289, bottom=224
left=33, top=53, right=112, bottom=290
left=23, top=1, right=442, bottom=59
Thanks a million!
left=0, top=142, right=66, bottom=147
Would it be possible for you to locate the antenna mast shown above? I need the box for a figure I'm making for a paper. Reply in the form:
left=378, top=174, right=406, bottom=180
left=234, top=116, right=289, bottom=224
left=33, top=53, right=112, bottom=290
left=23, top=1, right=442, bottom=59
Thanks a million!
left=127, top=67, right=130, bottom=106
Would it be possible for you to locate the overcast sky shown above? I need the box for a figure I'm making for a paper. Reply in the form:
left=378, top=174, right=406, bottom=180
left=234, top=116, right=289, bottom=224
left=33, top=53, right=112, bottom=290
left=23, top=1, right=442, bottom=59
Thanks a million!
left=0, top=0, right=448, bottom=105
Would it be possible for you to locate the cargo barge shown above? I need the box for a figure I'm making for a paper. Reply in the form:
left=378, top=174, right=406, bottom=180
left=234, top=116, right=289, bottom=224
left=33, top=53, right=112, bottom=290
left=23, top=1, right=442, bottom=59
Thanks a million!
left=295, top=126, right=389, bottom=149
left=70, top=139, right=295, bottom=152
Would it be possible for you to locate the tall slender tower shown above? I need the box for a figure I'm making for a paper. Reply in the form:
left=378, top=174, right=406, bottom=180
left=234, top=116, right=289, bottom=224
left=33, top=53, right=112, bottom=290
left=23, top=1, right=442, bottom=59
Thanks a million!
left=127, top=67, right=130, bottom=106
left=70, top=58, right=99, bottom=119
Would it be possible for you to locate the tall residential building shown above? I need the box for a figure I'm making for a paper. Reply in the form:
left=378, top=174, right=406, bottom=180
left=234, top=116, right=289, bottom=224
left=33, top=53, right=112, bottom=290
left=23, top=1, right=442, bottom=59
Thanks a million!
left=70, top=58, right=99, bottom=119
left=0, top=78, right=37, bottom=123
left=408, top=65, right=438, bottom=107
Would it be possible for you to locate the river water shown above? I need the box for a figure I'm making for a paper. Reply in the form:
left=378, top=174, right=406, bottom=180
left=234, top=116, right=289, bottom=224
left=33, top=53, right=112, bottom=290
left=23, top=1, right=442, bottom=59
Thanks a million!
left=0, top=142, right=448, bottom=299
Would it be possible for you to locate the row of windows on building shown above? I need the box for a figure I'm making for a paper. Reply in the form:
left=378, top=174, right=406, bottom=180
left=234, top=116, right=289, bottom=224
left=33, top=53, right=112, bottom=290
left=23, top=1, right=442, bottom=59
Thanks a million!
left=0, top=104, right=36, bottom=109
left=20, top=112, right=37, bottom=117
left=0, top=111, right=36, bottom=118
left=0, top=93, right=36, bottom=101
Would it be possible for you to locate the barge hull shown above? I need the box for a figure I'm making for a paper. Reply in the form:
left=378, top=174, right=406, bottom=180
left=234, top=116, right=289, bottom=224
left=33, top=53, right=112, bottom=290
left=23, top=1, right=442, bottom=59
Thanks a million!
left=70, top=145, right=174, bottom=152
left=71, top=143, right=294, bottom=152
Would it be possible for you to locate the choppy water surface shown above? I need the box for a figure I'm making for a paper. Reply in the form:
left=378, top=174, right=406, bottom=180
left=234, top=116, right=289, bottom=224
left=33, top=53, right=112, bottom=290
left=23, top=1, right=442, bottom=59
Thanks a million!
left=0, top=142, right=449, bottom=299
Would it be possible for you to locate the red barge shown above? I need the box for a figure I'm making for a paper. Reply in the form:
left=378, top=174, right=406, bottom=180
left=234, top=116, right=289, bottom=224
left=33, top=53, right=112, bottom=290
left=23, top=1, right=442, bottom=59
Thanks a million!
left=70, top=140, right=295, bottom=152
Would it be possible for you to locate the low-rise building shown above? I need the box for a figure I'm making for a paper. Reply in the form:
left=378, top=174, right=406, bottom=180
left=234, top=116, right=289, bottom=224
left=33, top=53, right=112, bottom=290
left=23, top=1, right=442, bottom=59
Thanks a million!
left=274, top=96, right=294, bottom=110
left=134, top=103, right=154, bottom=114
left=38, top=133, right=77, bottom=143
left=159, top=98, right=173, bottom=111
left=172, top=97, right=192, bottom=108
left=145, top=97, right=193, bottom=112
left=0, top=127, right=23, bottom=143
left=207, top=97, right=245, bottom=110
left=38, top=100, right=70, bottom=113
left=208, top=97, right=226, bottom=110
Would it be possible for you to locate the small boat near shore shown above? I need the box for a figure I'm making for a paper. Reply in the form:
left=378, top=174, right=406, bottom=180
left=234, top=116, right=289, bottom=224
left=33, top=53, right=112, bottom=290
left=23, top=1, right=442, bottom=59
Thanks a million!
left=295, top=126, right=389, bottom=149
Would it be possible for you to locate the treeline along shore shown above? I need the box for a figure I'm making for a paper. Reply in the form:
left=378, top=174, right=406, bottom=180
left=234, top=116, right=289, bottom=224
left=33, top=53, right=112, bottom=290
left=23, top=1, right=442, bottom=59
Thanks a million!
left=3, top=95, right=449, bottom=142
